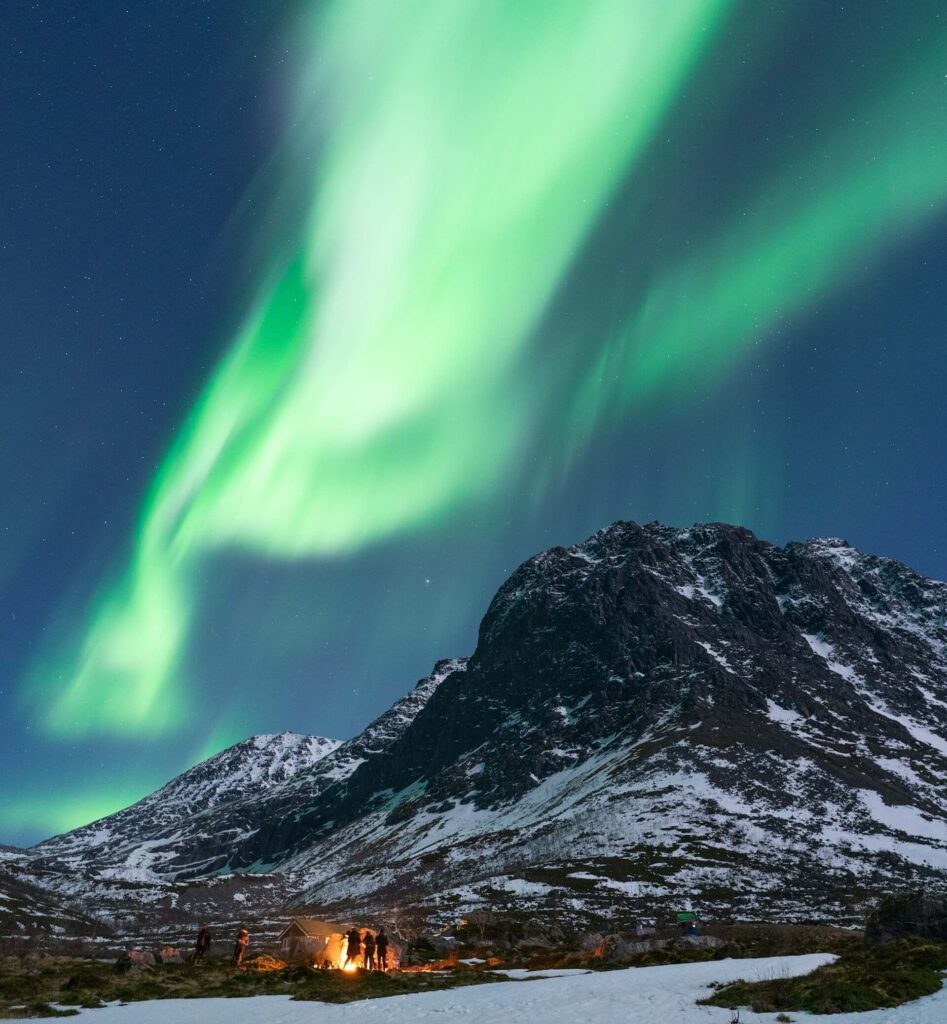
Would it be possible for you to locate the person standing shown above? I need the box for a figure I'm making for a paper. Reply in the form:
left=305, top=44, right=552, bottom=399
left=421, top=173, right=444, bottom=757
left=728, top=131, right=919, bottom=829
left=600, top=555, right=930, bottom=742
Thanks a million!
left=231, top=927, right=250, bottom=968
left=192, top=923, right=211, bottom=964
left=375, top=927, right=389, bottom=970
left=343, top=927, right=361, bottom=969
left=362, top=930, right=375, bottom=970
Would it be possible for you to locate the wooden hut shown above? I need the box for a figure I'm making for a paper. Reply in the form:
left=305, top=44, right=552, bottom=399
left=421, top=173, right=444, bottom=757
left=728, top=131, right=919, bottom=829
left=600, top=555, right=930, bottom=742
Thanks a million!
left=277, top=918, right=342, bottom=962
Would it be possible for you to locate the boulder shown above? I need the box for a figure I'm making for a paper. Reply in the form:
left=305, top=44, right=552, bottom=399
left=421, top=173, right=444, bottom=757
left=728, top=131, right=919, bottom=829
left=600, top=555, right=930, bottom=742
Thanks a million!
left=429, top=935, right=458, bottom=954
left=581, top=933, right=671, bottom=959
left=672, top=935, right=722, bottom=950
left=463, top=910, right=499, bottom=930
left=866, top=891, right=947, bottom=945
left=612, top=938, right=670, bottom=958
left=578, top=931, right=606, bottom=952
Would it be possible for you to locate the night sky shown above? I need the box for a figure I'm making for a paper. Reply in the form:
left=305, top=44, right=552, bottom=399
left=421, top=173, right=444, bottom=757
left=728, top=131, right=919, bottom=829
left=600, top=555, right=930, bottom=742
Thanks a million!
left=2, top=0, right=945, bottom=847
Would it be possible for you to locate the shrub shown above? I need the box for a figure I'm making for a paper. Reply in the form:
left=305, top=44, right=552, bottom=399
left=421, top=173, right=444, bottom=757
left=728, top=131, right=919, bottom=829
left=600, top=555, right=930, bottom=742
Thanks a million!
left=702, top=938, right=947, bottom=1014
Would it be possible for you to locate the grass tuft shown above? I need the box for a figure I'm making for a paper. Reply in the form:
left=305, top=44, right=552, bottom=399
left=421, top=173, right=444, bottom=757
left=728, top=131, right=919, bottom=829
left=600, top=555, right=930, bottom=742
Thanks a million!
left=701, top=937, right=947, bottom=1014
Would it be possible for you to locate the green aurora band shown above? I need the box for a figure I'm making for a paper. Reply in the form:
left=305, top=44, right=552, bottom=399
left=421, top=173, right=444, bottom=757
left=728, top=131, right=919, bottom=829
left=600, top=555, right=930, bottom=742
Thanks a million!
left=33, top=0, right=731, bottom=736
left=571, top=33, right=947, bottom=437
left=29, top=1, right=947, bottom=748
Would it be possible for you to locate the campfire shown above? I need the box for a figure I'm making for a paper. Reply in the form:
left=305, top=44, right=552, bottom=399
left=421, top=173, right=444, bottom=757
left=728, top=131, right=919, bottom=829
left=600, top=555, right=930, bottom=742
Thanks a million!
left=279, top=917, right=400, bottom=971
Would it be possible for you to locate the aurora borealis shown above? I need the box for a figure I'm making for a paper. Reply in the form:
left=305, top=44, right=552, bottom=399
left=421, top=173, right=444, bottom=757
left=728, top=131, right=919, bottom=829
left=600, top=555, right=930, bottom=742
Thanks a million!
left=3, top=0, right=946, bottom=843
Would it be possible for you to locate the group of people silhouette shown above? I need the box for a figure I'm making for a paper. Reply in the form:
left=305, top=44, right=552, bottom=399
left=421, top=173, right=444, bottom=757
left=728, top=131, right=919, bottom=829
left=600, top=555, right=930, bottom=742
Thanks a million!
left=191, top=921, right=391, bottom=971
left=342, top=926, right=389, bottom=970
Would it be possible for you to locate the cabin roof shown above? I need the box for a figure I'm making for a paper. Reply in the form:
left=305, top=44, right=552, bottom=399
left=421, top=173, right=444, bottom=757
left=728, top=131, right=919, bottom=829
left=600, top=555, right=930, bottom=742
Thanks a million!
left=278, top=917, right=342, bottom=939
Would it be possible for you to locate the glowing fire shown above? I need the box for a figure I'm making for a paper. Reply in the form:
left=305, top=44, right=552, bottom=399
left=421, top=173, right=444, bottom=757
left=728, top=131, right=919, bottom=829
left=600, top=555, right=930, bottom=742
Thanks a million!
left=342, top=961, right=358, bottom=973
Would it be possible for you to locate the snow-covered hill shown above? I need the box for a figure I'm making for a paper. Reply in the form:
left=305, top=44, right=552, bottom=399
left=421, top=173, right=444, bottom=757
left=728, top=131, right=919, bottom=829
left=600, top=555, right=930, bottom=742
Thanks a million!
left=30, top=732, right=340, bottom=879
left=15, top=521, right=947, bottom=930
left=28, top=662, right=463, bottom=884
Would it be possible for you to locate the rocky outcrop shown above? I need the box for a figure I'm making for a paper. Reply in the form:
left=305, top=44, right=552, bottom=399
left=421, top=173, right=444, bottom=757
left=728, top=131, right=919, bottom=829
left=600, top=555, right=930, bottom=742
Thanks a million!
left=866, top=891, right=947, bottom=944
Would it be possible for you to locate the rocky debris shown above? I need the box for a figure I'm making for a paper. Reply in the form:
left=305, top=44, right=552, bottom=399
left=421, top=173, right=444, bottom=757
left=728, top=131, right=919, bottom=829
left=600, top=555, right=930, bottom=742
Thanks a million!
left=674, top=935, right=723, bottom=951
left=447, top=913, right=574, bottom=952
left=580, top=932, right=723, bottom=960
left=865, top=891, right=947, bottom=945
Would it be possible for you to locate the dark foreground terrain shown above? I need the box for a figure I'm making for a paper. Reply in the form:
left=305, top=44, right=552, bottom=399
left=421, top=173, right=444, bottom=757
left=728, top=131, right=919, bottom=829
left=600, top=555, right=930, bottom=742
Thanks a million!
left=0, top=956, right=505, bottom=1020
left=704, top=937, right=947, bottom=1014
left=0, top=922, right=864, bottom=1020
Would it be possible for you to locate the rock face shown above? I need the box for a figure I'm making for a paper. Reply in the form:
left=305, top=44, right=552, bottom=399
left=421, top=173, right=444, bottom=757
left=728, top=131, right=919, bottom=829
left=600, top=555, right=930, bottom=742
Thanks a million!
left=277, top=522, right=947, bottom=923
left=17, top=521, right=947, bottom=928
left=865, top=891, right=947, bottom=944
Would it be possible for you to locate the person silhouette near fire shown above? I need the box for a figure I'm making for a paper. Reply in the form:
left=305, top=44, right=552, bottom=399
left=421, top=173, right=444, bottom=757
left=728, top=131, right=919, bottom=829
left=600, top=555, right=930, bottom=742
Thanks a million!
left=375, top=927, right=389, bottom=970
left=231, top=927, right=250, bottom=968
left=342, top=926, right=361, bottom=969
left=191, top=923, right=211, bottom=964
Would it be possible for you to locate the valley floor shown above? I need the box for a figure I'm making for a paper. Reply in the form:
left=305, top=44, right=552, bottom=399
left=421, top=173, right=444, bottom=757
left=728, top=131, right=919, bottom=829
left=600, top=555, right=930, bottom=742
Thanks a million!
left=11, top=953, right=945, bottom=1024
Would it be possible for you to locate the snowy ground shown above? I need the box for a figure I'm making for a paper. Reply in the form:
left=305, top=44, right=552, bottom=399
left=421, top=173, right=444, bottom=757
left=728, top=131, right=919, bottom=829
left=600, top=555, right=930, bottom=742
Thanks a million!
left=5, top=953, right=945, bottom=1024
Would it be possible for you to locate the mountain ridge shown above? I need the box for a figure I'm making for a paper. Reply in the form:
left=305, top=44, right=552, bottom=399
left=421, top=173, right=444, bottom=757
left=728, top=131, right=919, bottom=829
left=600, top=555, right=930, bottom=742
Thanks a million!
left=13, top=520, right=947, bottom=932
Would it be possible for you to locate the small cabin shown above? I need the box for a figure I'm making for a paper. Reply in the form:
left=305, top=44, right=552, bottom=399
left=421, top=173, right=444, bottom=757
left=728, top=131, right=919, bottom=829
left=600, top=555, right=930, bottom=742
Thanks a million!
left=278, top=918, right=342, bottom=961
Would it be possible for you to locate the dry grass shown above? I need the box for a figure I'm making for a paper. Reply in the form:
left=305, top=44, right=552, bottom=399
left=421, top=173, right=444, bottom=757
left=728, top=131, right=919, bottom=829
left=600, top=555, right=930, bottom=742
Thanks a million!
left=0, top=955, right=507, bottom=1019
left=702, top=937, right=947, bottom=1014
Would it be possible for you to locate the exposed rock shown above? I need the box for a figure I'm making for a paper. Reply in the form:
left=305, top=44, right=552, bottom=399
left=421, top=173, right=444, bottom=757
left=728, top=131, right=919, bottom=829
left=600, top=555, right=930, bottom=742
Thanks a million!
left=672, top=935, right=722, bottom=950
left=865, top=891, right=947, bottom=944
left=11, top=521, right=947, bottom=933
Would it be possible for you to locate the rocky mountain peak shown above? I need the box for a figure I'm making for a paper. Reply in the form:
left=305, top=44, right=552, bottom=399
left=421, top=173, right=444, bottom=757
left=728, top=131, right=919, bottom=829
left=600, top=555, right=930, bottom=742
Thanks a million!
left=14, top=521, right=947, bottom=930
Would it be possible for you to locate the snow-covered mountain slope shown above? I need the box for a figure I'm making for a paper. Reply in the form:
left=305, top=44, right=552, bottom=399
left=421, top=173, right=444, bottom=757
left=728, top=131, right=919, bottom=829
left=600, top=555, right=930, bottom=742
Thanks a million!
left=30, top=661, right=463, bottom=882
left=19, top=522, right=947, bottom=927
left=270, top=522, right=947, bottom=923
left=0, top=860, right=102, bottom=937
left=30, top=732, right=341, bottom=878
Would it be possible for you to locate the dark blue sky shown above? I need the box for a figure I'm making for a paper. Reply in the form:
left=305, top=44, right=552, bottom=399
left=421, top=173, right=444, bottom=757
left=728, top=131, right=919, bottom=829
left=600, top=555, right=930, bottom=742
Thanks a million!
left=2, top=0, right=945, bottom=844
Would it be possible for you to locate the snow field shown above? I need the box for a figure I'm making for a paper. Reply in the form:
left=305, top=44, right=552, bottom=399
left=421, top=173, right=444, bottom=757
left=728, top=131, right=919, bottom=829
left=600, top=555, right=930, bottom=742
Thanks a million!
left=0, top=954, right=885, bottom=1024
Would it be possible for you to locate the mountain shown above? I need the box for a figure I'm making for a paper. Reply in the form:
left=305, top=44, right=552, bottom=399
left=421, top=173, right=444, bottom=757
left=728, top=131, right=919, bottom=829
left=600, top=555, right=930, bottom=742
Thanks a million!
left=29, top=662, right=464, bottom=882
left=30, top=732, right=341, bottom=880
left=18, top=522, right=947, bottom=930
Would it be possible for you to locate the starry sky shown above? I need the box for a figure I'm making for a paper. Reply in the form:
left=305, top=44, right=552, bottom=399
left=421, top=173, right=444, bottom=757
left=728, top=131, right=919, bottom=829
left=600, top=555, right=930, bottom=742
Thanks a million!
left=2, top=0, right=946, bottom=847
